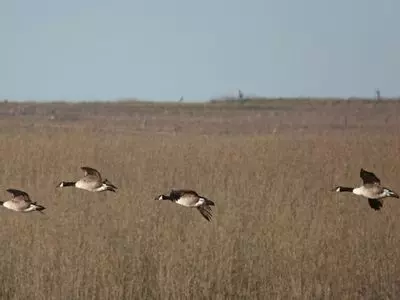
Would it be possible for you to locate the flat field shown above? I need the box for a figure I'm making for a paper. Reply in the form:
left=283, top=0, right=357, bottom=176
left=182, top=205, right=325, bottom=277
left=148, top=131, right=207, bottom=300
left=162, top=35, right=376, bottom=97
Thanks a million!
left=1, top=99, right=400, bottom=299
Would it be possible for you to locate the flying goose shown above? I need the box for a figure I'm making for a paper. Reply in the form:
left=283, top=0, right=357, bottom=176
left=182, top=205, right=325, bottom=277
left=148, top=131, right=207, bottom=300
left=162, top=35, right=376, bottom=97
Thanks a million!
left=333, top=168, right=399, bottom=210
left=0, top=189, right=45, bottom=213
left=154, top=189, right=215, bottom=221
left=57, top=166, right=118, bottom=193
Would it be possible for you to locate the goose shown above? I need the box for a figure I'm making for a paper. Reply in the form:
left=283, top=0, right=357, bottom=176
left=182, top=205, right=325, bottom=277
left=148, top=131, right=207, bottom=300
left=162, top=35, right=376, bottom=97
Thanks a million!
left=154, top=189, right=215, bottom=221
left=333, top=168, right=399, bottom=210
left=57, top=166, right=118, bottom=193
left=0, top=189, right=45, bottom=213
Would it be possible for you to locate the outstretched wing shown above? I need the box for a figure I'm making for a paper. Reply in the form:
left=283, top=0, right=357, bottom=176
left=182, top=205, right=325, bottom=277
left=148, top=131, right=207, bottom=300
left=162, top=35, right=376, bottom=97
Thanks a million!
left=6, top=188, right=31, bottom=203
left=197, top=206, right=213, bottom=221
left=81, top=167, right=102, bottom=181
left=360, top=168, right=381, bottom=185
left=368, top=198, right=383, bottom=211
left=169, top=189, right=199, bottom=199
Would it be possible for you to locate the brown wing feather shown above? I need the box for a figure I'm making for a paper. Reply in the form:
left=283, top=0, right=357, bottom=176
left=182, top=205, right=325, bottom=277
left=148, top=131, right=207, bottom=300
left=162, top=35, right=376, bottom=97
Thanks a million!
left=360, top=168, right=381, bottom=185
left=81, top=167, right=102, bottom=181
left=6, top=189, right=31, bottom=203
left=169, top=189, right=199, bottom=200
left=197, top=206, right=213, bottom=221
left=368, top=198, right=383, bottom=210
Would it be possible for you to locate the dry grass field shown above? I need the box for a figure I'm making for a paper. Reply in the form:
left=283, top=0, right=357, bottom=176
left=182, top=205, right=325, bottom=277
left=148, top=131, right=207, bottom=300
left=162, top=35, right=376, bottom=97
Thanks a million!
left=1, top=98, right=400, bottom=299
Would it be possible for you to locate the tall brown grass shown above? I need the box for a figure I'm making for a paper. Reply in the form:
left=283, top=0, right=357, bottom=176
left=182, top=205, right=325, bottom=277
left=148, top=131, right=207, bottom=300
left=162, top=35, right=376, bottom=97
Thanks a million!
left=0, top=100, right=400, bottom=299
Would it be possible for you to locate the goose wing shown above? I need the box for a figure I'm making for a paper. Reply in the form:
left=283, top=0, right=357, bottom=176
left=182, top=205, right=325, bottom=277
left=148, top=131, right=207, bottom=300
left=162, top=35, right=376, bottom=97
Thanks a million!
left=360, top=168, right=381, bottom=185
left=368, top=198, right=383, bottom=211
left=169, top=189, right=199, bottom=199
left=81, top=167, right=102, bottom=181
left=197, top=206, right=213, bottom=221
left=6, top=189, right=31, bottom=202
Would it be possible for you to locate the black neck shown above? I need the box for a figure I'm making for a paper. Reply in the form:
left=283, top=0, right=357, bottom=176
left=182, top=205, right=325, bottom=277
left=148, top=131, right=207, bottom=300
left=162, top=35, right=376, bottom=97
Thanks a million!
left=339, top=186, right=354, bottom=192
left=63, top=181, right=76, bottom=187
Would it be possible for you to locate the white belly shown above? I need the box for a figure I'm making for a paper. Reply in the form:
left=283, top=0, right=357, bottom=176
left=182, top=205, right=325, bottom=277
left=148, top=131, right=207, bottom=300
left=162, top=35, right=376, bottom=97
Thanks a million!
left=176, top=197, right=205, bottom=207
left=4, top=201, right=28, bottom=211
left=176, top=198, right=194, bottom=207
left=75, top=180, right=101, bottom=191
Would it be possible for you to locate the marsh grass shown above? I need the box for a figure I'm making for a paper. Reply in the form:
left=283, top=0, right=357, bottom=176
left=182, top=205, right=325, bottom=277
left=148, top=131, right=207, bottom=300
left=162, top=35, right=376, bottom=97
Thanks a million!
left=0, top=101, right=400, bottom=299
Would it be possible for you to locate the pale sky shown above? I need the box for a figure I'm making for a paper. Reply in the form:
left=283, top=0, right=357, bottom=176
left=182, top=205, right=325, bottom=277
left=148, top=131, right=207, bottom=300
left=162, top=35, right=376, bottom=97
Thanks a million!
left=1, top=0, right=399, bottom=101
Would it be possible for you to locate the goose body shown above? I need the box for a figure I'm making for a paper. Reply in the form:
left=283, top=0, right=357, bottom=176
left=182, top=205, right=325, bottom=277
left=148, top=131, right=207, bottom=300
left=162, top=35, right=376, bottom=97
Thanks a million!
left=333, top=168, right=399, bottom=210
left=57, top=167, right=117, bottom=193
left=0, top=189, right=45, bottom=213
left=155, top=189, right=215, bottom=221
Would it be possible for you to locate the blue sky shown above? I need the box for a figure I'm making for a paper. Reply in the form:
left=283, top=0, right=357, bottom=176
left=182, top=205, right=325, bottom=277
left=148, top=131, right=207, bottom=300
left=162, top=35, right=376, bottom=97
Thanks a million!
left=1, top=0, right=399, bottom=101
